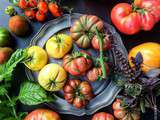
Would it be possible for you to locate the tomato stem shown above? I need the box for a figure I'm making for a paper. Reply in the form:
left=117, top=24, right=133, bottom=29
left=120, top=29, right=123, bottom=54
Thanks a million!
left=95, top=27, right=106, bottom=79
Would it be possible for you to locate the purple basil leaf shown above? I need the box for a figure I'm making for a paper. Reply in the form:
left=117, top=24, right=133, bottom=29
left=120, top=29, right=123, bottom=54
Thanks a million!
left=146, top=69, right=160, bottom=78
left=135, top=52, right=143, bottom=64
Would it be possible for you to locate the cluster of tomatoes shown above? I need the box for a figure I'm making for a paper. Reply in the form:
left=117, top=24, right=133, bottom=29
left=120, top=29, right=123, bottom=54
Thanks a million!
left=18, top=0, right=62, bottom=22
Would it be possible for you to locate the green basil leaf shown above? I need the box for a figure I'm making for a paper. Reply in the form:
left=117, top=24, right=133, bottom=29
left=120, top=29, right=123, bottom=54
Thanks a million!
left=18, top=82, right=53, bottom=105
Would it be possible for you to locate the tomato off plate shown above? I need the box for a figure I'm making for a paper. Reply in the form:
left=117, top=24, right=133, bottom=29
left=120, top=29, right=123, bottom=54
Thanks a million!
left=25, top=13, right=128, bottom=116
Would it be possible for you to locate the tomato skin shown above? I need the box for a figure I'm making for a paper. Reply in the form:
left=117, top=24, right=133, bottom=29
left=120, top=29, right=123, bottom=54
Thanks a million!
left=28, top=0, right=37, bottom=7
left=111, top=1, right=159, bottom=35
left=63, top=80, right=94, bottom=109
left=92, top=112, right=114, bottom=120
left=111, top=3, right=141, bottom=35
left=25, top=10, right=36, bottom=20
left=36, top=11, right=46, bottom=22
left=24, top=109, right=61, bottom=120
left=63, top=51, right=92, bottom=76
left=18, top=0, right=29, bottom=9
left=49, top=2, right=62, bottom=17
left=87, top=63, right=109, bottom=82
left=112, top=99, right=140, bottom=120
left=92, top=33, right=111, bottom=51
left=37, top=1, right=48, bottom=13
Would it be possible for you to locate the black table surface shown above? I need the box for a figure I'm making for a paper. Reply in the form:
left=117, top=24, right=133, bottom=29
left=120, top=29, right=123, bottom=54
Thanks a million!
left=0, top=0, right=160, bottom=120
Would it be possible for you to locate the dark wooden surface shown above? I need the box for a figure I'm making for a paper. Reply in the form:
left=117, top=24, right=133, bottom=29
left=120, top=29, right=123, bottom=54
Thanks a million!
left=0, top=0, right=159, bottom=119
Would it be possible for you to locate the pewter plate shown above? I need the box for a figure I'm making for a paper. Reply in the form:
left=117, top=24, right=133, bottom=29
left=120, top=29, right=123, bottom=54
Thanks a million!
left=25, top=13, right=128, bottom=116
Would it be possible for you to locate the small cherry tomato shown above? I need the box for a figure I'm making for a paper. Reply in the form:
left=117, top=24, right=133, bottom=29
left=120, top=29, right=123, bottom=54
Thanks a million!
left=37, top=1, right=48, bottom=13
left=18, top=0, right=29, bottom=9
left=36, top=11, right=46, bottom=22
left=25, top=9, right=36, bottom=20
left=28, top=0, right=37, bottom=7
left=48, top=2, right=62, bottom=17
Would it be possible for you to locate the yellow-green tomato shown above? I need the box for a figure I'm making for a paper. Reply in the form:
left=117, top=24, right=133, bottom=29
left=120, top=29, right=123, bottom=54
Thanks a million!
left=38, top=63, right=67, bottom=91
left=24, top=46, right=48, bottom=71
left=46, top=34, right=72, bottom=59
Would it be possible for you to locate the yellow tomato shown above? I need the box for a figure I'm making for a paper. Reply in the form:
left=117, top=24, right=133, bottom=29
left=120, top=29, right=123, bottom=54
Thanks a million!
left=46, top=34, right=72, bottom=59
left=128, top=42, right=160, bottom=72
left=24, top=46, right=48, bottom=71
left=38, top=63, right=67, bottom=91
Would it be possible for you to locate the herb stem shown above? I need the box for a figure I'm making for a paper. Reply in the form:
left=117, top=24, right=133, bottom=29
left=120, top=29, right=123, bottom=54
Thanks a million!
left=95, top=27, right=106, bottom=79
left=5, top=93, right=18, bottom=120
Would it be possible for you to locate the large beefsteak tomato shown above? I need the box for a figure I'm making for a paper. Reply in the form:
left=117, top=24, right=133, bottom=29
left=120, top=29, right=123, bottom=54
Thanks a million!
left=24, top=109, right=61, bottom=120
left=111, top=0, right=160, bottom=35
left=63, top=79, right=94, bottom=108
left=63, top=51, right=92, bottom=76
left=70, top=15, right=104, bottom=48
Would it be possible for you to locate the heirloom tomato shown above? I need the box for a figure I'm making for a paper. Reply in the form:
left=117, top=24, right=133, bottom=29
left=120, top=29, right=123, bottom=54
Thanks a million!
left=111, top=0, right=160, bottom=35
left=49, top=2, right=62, bottom=17
left=24, top=46, right=48, bottom=71
left=112, top=99, right=140, bottom=120
left=38, top=63, right=67, bottom=91
left=70, top=15, right=104, bottom=48
left=28, top=0, right=37, bottom=7
left=92, top=112, right=114, bottom=120
left=46, top=34, right=72, bottom=59
left=63, top=51, right=92, bottom=76
left=0, top=27, right=11, bottom=47
left=128, top=42, right=160, bottom=73
left=92, top=33, right=111, bottom=51
left=87, top=62, right=109, bottom=82
left=24, top=109, right=61, bottom=120
left=63, top=79, right=94, bottom=108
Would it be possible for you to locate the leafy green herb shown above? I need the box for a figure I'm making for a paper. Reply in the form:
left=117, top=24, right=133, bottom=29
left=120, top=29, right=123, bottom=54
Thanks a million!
left=0, top=49, right=27, bottom=81
left=18, top=82, right=53, bottom=105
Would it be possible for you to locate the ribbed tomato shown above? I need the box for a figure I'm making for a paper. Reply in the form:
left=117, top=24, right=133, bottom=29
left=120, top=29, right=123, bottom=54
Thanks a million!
left=92, top=112, right=114, bottom=120
left=63, top=79, right=94, bottom=108
left=112, top=99, right=140, bottom=120
left=70, top=15, right=104, bottom=48
left=87, top=63, right=109, bottom=82
left=24, top=109, right=61, bottom=120
left=63, top=51, right=92, bottom=76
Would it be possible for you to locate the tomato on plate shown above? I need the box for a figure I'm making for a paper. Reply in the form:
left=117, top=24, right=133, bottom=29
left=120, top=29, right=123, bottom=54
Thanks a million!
left=46, top=34, right=72, bottom=59
left=111, top=0, right=160, bottom=35
left=63, top=51, right=92, bottom=76
left=92, top=112, right=114, bottom=120
left=48, top=2, right=62, bottom=17
left=24, top=109, right=61, bottom=120
left=36, top=11, right=46, bottom=22
left=63, top=79, right=94, bottom=108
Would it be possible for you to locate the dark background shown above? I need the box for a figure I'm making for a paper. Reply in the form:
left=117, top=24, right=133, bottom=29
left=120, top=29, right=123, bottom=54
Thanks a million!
left=0, top=0, right=160, bottom=120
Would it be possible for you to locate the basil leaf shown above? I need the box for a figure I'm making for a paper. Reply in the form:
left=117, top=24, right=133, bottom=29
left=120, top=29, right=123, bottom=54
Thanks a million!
left=18, top=82, right=53, bottom=105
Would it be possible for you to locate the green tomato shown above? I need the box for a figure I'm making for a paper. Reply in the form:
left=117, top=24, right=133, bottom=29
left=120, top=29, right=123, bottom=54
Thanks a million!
left=0, top=27, right=11, bottom=47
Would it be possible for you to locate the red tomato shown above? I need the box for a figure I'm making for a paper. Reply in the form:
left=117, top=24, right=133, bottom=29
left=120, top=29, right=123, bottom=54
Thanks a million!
left=92, top=112, right=114, bottom=120
left=112, top=99, right=140, bottom=120
left=24, top=109, right=61, bottom=120
left=36, top=11, right=46, bottom=22
left=37, top=1, right=48, bottom=13
left=25, top=10, right=36, bottom=20
left=111, top=1, right=158, bottom=35
left=18, top=0, right=29, bottom=9
left=63, top=51, right=92, bottom=76
left=28, top=0, right=37, bottom=7
left=48, top=2, right=62, bottom=17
